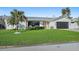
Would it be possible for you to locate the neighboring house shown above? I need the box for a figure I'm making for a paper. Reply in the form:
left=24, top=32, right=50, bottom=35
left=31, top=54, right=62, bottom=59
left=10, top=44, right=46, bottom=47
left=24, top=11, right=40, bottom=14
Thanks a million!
left=0, top=15, right=78, bottom=30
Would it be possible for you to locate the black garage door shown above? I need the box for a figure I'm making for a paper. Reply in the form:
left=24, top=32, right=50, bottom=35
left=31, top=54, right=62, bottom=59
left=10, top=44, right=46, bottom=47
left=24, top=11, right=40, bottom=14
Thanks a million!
left=56, top=22, right=69, bottom=29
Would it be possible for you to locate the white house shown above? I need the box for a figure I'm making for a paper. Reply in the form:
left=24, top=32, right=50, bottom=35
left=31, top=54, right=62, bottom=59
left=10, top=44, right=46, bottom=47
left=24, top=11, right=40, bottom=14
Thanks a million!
left=1, top=15, right=78, bottom=30
left=0, top=8, right=79, bottom=30
left=49, top=16, right=79, bottom=29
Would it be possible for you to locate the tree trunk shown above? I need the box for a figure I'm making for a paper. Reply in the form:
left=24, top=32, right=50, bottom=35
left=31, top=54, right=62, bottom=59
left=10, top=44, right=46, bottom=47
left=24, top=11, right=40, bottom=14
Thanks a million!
left=15, top=16, right=19, bottom=31
left=15, top=17, right=18, bottom=31
left=16, top=23, right=18, bottom=30
left=26, top=20, right=28, bottom=29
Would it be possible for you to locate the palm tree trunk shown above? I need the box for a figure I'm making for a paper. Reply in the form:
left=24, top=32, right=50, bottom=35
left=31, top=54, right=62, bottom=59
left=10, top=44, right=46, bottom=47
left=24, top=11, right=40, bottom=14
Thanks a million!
left=16, top=23, right=18, bottom=30
left=15, top=17, right=20, bottom=34
left=15, top=17, right=19, bottom=31
left=26, top=20, right=28, bottom=29
left=15, top=26, right=18, bottom=30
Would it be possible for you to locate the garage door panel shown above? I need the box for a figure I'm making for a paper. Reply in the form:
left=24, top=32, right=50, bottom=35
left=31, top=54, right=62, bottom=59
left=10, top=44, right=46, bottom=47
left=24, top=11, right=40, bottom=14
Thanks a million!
left=56, top=22, right=68, bottom=29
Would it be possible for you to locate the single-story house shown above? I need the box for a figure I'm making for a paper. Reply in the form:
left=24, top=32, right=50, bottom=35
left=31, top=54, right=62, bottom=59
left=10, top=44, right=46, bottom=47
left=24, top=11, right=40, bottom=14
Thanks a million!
left=0, top=15, right=78, bottom=30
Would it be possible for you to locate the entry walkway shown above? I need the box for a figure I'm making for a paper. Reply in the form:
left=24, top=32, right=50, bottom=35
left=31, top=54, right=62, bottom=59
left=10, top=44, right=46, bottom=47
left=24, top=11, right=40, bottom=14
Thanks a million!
left=69, top=28, right=79, bottom=32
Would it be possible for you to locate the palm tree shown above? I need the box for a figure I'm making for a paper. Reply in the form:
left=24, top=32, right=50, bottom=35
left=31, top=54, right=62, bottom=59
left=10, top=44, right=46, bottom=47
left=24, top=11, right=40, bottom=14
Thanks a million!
left=66, top=7, right=71, bottom=17
left=61, top=7, right=71, bottom=17
left=61, top=8, right=66, bottom=16
left=9, top=9, right=27, bottom=30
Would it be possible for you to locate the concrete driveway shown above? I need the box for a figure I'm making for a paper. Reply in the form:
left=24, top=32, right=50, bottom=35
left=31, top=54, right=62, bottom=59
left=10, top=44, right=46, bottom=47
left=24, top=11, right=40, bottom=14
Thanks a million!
left=0, top=42, right=79, bottom=51
left=69, top=28, right=79, bottom=32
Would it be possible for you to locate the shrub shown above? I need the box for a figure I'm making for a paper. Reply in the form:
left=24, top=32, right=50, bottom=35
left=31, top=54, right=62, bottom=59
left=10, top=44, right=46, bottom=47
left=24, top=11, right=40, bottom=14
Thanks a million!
left=28, top=26, right=44, bottom=30
left=50, top=26, right=53, bottom=29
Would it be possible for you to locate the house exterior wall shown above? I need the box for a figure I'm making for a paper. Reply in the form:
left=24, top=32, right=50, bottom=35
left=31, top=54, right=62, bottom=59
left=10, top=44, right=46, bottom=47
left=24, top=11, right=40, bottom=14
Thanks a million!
left=49, top=21, right=56, bottom=29
left=3, top=17, right=79, bottom=30
left=69, top=22, right=79, bottom=29
left=40, top=21, right=50, bottom=29
left=49, top=18, right=79, bottom=29
left=40, top=21, right=44, bottom=27
left=18, top=22, right=27, bottom=29
left=4, top=18, right=28, bottom=29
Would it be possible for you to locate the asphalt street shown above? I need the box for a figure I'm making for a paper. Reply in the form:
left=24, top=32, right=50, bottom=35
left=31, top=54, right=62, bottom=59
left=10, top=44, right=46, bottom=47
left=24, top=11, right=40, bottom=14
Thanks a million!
left=0, top=43, right=79, bottom=51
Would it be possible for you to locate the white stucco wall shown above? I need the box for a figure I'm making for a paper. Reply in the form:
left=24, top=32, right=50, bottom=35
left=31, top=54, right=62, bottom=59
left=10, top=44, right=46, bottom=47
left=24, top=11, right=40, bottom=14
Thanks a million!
left=49, top=21, right=56, bottom=29
left=40, top=21, right=50, bottom=29
left=69, top=22, right=79, bottom=29
left=4, top=19, right=27, bottom=29
left=49, top=17, right=79, bottom=29
left=40, top=21, right=44, bottom=27
left=18, top=22, right=26, bottom=29
left=4, top=17, right=79, bottom=30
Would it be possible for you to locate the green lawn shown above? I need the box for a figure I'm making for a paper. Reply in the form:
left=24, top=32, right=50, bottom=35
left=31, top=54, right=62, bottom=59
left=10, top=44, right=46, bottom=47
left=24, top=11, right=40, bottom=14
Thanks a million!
left=0, top=29, right=79, bottom=46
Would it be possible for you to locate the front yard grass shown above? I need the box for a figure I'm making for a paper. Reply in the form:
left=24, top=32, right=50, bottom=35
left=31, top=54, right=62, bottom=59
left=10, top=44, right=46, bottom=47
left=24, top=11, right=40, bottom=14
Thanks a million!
left=0, top=29, right=79, bottom=46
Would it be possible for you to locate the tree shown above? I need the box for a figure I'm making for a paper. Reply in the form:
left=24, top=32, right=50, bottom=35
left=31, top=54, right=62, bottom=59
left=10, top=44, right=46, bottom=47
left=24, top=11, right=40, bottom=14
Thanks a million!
left=9, top=9, right=27, bottom=30
left=66, top=7, right=71, bottom=17
left=61, top=7, right=71, bottom=17
left=61, top=8, right=66, bottom=16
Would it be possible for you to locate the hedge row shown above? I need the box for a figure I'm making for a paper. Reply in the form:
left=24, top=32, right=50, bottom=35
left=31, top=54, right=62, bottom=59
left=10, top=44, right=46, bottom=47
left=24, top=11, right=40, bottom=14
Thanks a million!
left=28, top=26, right=44, bottom=30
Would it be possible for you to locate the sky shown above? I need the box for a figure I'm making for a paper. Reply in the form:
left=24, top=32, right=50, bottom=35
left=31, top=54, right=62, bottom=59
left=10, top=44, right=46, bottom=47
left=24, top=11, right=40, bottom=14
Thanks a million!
left=0, top=7, right=79, bottom=18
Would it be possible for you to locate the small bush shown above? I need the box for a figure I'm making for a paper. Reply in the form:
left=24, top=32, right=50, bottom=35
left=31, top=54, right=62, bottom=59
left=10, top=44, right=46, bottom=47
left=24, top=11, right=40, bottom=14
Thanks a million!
left=28, top=26, right=44, bottom=30
left=50, top=26, right=53, bottom=29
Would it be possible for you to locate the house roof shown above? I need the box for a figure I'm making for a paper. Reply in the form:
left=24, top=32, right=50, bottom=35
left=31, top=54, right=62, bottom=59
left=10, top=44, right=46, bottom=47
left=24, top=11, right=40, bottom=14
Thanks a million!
left=0, top=16, right=78, bottom=22
left=52, top=16, right=79, bottom=22
left=27, top=17, right=54, bottom=21
left=2, top=16, right=54, bottom=21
